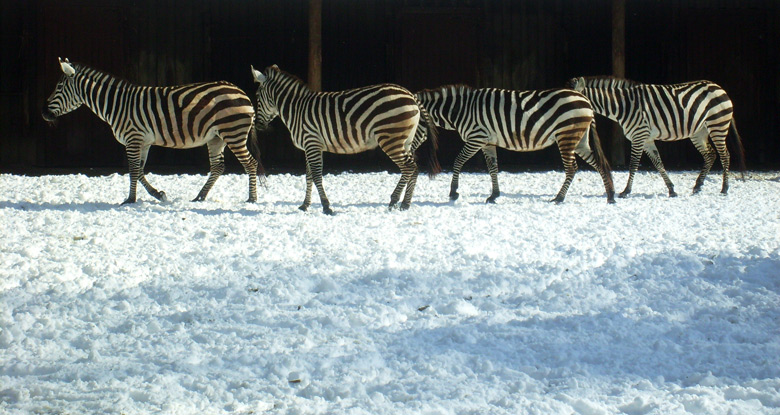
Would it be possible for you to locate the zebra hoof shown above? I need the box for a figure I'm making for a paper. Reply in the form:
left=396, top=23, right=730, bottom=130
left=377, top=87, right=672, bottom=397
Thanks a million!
left=669, top=191, right=678, bottom=198
left=157, top=191, right=167, bottom=202
left=191, top=195, right=206, bottom=202
left=449, top=192, right=459, bottom=201
left=550, top=196, right=565, bottom=204
left=618, top=191, right=630, bottom=198
left=246, top=197, right=257, bottom=203
left=298, top=204, right=309, bottom=212
left=120, top=197, right=136, bottom=205
left=400, top=202, right=411, bottom=211
left=322, top=206, right=335, bottom=215
left=607, top=197, right=616, bottom=204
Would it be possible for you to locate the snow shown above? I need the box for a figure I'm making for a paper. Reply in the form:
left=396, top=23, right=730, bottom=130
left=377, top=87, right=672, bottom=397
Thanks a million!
left=1, top=169, right=779, bottom=415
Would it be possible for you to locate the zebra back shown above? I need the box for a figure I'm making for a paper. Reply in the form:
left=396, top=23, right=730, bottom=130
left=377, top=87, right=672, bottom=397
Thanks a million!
left=45, top=62, right=255, bottom=149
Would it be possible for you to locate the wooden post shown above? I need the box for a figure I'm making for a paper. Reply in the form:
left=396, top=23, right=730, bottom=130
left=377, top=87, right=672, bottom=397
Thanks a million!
left=611, top=0, right=626, bottom=167
left=308, top=0, right=322, bottom=91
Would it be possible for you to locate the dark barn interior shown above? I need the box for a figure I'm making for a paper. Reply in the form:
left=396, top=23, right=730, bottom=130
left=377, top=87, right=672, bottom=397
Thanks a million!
left=1, top=0, right=778, bottom=175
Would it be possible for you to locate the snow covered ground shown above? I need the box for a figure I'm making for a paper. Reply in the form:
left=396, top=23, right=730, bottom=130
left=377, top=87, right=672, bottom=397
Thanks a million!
left=1, top=169, right=779, bottom=415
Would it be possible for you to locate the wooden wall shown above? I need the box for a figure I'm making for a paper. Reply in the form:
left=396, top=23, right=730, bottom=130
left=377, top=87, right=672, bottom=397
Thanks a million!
left=1, top=0, right=778, bottom=173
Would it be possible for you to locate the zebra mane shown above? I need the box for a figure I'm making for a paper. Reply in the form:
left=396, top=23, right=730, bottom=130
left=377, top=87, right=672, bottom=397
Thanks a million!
left=418, top=84, right=474, bottom=95
left=579, top=76, right=642, bottom=89
left=70, top=62, right=133, bottom=87
left=267, top=65, right=311, bottom=90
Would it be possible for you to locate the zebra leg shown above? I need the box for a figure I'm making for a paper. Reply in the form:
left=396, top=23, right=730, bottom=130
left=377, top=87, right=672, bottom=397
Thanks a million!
left=620, top=137, right=646, bottom=198
left=400, top=158, right=420, bottom=210
left=711, top=133, right=731, bottom=195
left=482, top=146, right=500, bottom=203
left=299, top=162, right=314, bottom=212
left=224, top=133, right=260, bottom=202
left=574, top=131, right=615, bottom=203
left=121, top=137, right=145, bottom=205
left=552, top=138, right=579, bottom=204
left=643, top=140, right=676, bottom=197
left=304, top=145, right=333, bottom=215
left=138, top=144, right=166, bottom=202
left=690, top=131, right=716, bottom=194
left=193, top=139, right=226, bottom=202
left=450, top=139, right=485, bottom=201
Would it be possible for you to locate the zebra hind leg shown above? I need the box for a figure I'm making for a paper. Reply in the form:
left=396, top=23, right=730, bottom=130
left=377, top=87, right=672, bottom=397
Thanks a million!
left=690, top=131, right=716, bottom=194
left=400, top=159, right=420, bottom=210
left=552, top=137, right=579, bottom=204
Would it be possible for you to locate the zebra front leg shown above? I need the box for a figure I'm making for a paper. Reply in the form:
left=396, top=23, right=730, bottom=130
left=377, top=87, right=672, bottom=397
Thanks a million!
left=304, top=145, right=333, bottom=215
left=620, top=137, right=646, bottom=198
left=643, top=140, right=676, bottom=197
left=138, top=145, right=166, bottom=202
left=299, top=162, right=314, bottom=212
left=552, top=140, right=578, bottom=204
left=690, top=132, right=716, bottom=194
left=482, top=146, right=500, bottom=203
left=193, top=139, right=226, bottom=202
left=449, top=139, right=485, bottom=201
left=121, top=138, right=145, bottom=205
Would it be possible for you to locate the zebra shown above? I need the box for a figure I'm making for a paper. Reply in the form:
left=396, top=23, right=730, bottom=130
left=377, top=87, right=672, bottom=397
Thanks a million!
left=416, top=85, right=615, bottom=204
left=251, top=64, right=440, bottom=214
left=567, top=76, right=746, bottom=197
left=42, top=58, right=263, bottom=204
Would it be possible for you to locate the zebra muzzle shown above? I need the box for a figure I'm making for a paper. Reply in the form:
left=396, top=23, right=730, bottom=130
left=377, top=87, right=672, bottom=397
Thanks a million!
left=42, top=107, right=58, bottom=123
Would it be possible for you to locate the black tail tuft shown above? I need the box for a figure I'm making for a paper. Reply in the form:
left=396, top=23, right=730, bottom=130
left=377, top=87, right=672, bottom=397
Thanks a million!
left=728, top=118, right=747, bottom=179
left=413, top=102, right=442, bottom=179
left=247, top=121, right=267, bottom=186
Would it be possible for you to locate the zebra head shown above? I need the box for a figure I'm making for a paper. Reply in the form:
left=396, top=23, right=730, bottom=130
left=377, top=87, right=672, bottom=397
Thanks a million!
left=566, top=77, right=586, bottom=92
left=251, top=65, right=279, bottom=130
left=42, top=58, right=83, bottom=123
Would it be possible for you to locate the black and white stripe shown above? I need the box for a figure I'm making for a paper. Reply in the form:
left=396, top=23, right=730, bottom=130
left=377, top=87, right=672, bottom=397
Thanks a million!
left=416, top=85, right=615, bottom=203
left=252, top=64, right=439, bottom=214
left=42, top=58, right=263, bottom=204
left=568, top=76, right=746, bottom=197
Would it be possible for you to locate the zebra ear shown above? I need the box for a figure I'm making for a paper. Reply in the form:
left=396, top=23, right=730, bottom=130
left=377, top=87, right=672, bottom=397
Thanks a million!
left=251, top=65, right=266, bottom=84
left=59, top=58, right=76, bottom=77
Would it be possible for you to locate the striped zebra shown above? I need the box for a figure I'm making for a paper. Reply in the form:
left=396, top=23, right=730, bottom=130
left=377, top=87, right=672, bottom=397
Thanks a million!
left=42, top=58, right=263, bottom=204
left=416, top=85, right=615, bottom=204
left=251, top=64, right=440, bottom=214
left=567, top=76, right=746, bottom=197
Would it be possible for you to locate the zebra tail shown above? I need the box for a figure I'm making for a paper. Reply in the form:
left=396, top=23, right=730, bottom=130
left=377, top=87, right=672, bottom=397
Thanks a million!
left=247, top=121, right=267, bottom=186
left=589, top=121, right=612, bottom=177
left=417, top=103, right=442, bottom=179
left=728, top=117, right=747, bottom=179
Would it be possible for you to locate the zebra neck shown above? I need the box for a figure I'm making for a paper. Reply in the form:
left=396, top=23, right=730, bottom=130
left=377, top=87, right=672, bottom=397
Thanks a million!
left=588, top=87, right=632, bottom=125
left=76, top=72, right=133, bottom=127
left=269, top=79, right=316, bottom=122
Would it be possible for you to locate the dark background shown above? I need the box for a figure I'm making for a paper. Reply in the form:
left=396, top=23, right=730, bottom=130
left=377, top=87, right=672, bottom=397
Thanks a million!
left=1, top=0, right=778, bottom=175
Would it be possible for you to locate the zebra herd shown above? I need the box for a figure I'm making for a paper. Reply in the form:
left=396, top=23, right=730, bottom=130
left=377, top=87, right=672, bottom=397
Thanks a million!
left=43, top=58, right=745, bottom=214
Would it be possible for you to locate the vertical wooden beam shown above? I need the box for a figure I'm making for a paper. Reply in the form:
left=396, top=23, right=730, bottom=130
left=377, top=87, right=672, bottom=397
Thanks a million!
left=308, top=0, right=322, bottom=91
left=611, top=0, right=626, bottom=167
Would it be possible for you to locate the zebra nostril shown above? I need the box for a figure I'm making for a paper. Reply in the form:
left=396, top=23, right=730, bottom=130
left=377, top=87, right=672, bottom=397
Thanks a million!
left=41, top=107, right=57, bottom=123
